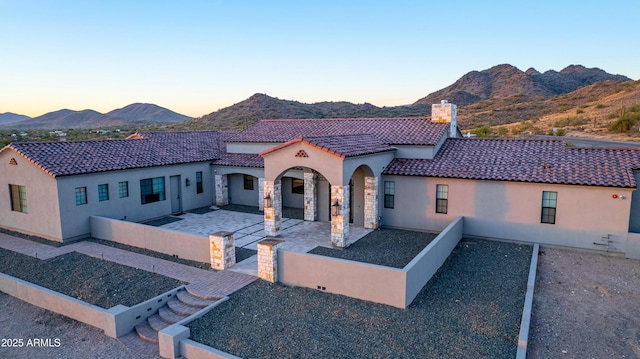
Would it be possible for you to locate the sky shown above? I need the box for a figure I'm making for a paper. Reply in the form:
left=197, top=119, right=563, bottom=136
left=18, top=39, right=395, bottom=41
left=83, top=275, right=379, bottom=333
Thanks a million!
left=1, top=1, right=639, bottom=118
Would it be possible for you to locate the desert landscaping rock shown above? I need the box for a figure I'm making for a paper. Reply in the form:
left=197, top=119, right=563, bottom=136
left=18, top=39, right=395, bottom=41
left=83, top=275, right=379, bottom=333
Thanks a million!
left=0, top=248, right=184, bottom=308
left=189, top=239, right=532, bottom=358
left=308, top=228, right=438, bottom=268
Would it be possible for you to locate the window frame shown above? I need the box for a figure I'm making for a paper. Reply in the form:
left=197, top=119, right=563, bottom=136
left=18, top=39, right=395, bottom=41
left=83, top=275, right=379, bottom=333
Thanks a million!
left=291, top=178, right=304, bottom=194
left=384, top=181, right=395, bottom=209
left=118, top=181, right=129, bottom=198
left=541, top=191, right=557, bottom=224
left=196, top=171, right=203, bottom=194
left=243, top=174, right=254, bottom=191
left=75, top=187, right=88, bottom=206
left=140, top=177, right=166, bottom=205
left=436, top=184, right=449, bottom=214
left=98, top=184, right=109, bottom=202
left=9, top=184, right=27, bottom=213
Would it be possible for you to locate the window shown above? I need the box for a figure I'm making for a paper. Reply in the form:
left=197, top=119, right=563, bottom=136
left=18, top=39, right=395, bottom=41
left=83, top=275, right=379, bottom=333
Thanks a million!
left=9, top=184, right=27, bottom=213
left=140, top=177, right=165, bottom=204
left=98, top=184, right=109, bottom=201
left=118, top=181, right=129, bottom=198
left=436, top=184, right=449, bottom=214
left=196, top=171, right=203, bottom=194
left=243, top=175, right=254, bottom=190
left=75, top=187, right=87, bottom=205
left=292, top=178, right=304, bottom=194
left=541, top=191, right=557, bottom=224
left=384, top=181, right=395, bottom=209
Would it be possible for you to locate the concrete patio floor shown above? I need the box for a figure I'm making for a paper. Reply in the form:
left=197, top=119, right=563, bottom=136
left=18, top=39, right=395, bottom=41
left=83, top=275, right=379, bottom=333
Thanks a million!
left=158, top=209, right=372, bottom=275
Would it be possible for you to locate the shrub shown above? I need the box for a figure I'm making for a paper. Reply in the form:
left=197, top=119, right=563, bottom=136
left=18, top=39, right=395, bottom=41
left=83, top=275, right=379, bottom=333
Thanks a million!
left=576, top=109, right=584, bottom=114
left=497, top=127, right=509, bottom=137
left=471, top=125, right=493, bottom=137
left=595, top=104, right=606, bottom=109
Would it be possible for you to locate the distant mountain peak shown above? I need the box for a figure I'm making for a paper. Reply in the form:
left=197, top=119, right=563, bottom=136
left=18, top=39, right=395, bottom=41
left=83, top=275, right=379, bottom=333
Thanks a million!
left=525, top=67, right=541, bottom=75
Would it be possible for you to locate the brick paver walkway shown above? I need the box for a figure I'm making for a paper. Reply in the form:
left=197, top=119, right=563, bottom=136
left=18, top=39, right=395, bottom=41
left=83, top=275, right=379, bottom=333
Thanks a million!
left=0, top=233, right=257, bottom=299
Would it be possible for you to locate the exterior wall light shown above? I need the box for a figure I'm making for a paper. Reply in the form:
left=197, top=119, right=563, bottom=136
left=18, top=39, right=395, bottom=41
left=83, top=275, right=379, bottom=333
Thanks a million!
left=185, top=178, right=190, bottom=187
left=331, top=199, right=341, bottom=217
left=264, top=193, right=272, bottom=208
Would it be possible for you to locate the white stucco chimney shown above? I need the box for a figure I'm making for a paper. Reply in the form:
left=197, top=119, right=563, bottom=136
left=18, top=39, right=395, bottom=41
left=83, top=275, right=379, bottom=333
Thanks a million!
left=431, top=100, right=458, bottom=138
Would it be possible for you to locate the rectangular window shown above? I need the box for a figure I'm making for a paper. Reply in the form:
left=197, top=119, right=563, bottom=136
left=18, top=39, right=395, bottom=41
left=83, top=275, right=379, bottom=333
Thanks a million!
left=196, top=171, right=203, bottom=194
left=541, top=191, right=557, bottom=224
left=75, top=187, right=87, bottom=205
left=98, top=184, right=109, bottom=201
left=292, top=178, right=304, bottom=194
left=140, top=177, right=165, bottom=204
left=9, top=184, right=27, bottom=213
left=118, top=181, right=129, bottom=198
left=384, top=181, right=395, bottom=209
left=436, top=184, right=449, bottom=214
left=243, top=175, right=254, bottom=190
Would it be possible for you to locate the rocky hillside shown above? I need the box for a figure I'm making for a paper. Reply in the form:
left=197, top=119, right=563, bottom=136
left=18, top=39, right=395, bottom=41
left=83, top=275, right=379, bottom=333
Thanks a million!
left=2, top=103, right=192, bottom=130
left=171, top=64, right=631, bottom=131
left=413, top=64, right=630, bottom=107
left=168, top=93, right=432, bottom=131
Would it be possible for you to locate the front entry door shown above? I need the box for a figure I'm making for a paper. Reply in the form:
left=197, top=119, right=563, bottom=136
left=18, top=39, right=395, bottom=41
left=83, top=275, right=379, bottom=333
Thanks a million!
left=170, top=175, right=182, bottom=213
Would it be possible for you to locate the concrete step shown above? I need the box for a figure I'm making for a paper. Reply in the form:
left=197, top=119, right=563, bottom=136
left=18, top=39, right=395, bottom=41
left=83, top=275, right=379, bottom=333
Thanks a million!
left=177, top=289, right=220, bottom=308
left=167, top=298, right=201, bottom=316
left=185, top=284, right=221, bottom=300
left=134, top=322, right=159, bottom=344
left=158, top=305, right=186, bottom=324
left=118, top=330, right=160, bottom=356
left=147, top=313, right=171, bottom=332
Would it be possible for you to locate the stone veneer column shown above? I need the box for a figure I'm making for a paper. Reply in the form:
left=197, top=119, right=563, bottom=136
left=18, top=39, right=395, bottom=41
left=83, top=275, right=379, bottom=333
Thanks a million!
left=263, top=179, right=282, bottom=236
left=257, top=238, right=284, bottom=283
left=330, top=184, right=350, bottom=247
left=303, top=172, right=317, bottom=221
left=214, top=174, right=228, bottom=206
left=364, top=176, right=379, bottom=229
left=258, top=177, right=265, bottom=211
left=209, top=231, right=236, bottom=270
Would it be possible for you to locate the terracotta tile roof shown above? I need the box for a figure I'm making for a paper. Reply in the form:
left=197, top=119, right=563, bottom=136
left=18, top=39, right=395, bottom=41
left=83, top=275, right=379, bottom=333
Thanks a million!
left=259, top=134, right=396, bottom=158
left=383, top=138, right=640, bottom=188
left=7, top=131, right=222, bottom=177
left=226, top=118, right=449, bottom=146
left=214, top=153, right=264, bottom=167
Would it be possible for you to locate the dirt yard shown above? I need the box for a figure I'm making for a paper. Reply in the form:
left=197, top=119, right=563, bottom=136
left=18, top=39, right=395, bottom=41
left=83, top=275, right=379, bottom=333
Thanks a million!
left=528, top=247, right=640, bottom=358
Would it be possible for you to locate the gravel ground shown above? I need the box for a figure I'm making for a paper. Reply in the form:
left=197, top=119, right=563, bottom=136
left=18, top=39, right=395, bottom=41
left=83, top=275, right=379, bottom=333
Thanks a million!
left=0, top=292, right=160, bottom=359
left=308, top=228, right=438, bottom=268
left=0, top=248, right=184, bottom=308
left=188, top=239, right=532, bottom=358
left=528, top=247, right=640, bottom=359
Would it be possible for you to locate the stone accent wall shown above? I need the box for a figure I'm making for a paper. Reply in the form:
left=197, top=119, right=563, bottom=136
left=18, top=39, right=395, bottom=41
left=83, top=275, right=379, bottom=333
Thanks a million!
left=303, top=172, right=317, bottom=221
left=263, top=179, right=282, bottom=236
left=330, top=185, right=350, bottom=247
left=214, top=174, right=228, bottom=206
left=258, top=177, right=265, bottom=211
left=209, top=231, right=235, bottom=270
left=257, top=238, right=284, bottom=283
left=364, top=176, right=379, bottom=229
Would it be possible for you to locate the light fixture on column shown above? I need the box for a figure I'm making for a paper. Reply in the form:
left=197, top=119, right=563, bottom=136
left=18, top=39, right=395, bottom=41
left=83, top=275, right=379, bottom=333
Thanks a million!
left=331, top=199, right=340, bottom=217
left=264, top=193, right=272, bottom=208
left=185, top=178, right=190, bottom=187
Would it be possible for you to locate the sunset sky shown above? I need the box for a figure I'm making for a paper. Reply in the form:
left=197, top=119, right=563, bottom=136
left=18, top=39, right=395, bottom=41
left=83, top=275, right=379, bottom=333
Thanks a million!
left=1, top=0, right=639, bottom=118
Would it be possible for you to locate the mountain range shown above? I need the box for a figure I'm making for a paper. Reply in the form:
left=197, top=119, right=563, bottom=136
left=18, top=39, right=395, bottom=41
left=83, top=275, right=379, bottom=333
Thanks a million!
left=0, top=103, right=192, bottom=130
left=1, top=64, right=632, bottom=131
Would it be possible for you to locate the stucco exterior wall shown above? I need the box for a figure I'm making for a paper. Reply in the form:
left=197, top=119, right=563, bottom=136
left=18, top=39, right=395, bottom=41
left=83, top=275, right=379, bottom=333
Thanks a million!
left=228, top=173, right=258, bottom=206
left=0, top=150, right=63, bottom=241
left=263, top=142, right=343, bottom=185
left=56, top=162, right=213, bottom=240
left=382, top=175, right=634, bottom=253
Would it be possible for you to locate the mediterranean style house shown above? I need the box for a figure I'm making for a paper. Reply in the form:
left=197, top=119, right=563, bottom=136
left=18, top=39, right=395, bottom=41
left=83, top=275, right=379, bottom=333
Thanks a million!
left=2, top=101, right=640, bottom=259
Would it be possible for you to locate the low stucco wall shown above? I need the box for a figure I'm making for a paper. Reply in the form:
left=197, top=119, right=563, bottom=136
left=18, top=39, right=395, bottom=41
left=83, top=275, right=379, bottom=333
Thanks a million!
left=278, top=251, right=407, bottom=308
left=626, top=233, right=640, bottom=259
left=0, top=272, right=107, bottom=331
left=90, top=216, right=209, bottom=263
left=403, top=216, right=464, bottom=307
